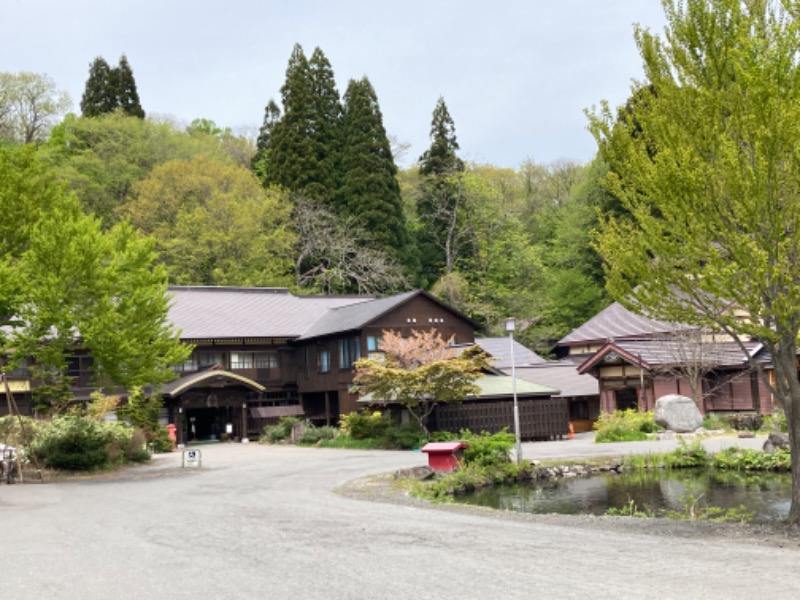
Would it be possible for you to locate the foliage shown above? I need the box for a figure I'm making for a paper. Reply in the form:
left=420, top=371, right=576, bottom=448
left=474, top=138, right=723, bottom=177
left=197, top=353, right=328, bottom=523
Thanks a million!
left=587, top=0, right=800, bottom=520
left=339, top=77, right=409, bottom=260
left=123, top=156, right=296, bottom=286
left=594, top=410, right=658, bottom=443
left=295, top=425, right=339, bottom=445
left=435, top=429, right=516, bottom=467
left=712, top=448, right=792, bottom=473
left=339, top=410, right=390, bottom=440
left=727, top=413, right=764, bottom=432
left=80, top=55, right=144, bottom=119
left=353, top=330, right=491, bottom=435
left=0, top=71, right=71, bottom=144
left=261, top=44, right=341, bottom=204
left=0, top=415, right=41, bottom=448
left=0, top=145, right=189, bottom=413
left=664, top=439, right=709, bottom=469
left=336, top=410, right=425, bottom=450
left=702, top=413, right=733, bottom=432
left=411, top=460, right=533, bottom=502
left=85, top=390, right=120, bottom=422
left=30, top=416, right=147, bottom=471
left=115, top=388, right=173, bottom=453
left=605, top=496, right=754, bottom=524
left=761, top=408, right=788, bottom=434
left=260, top=416, right=300, bottom=444
left=42, top=112, right=248, bottom=227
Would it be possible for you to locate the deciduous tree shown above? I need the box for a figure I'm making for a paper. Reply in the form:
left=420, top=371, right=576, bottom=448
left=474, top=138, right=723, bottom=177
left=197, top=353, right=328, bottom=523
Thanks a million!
left=0, top=72, right=71, bottom=144
left=353, top=329, right=490, bottom=435
left=587, top=0, right=800, bottom=522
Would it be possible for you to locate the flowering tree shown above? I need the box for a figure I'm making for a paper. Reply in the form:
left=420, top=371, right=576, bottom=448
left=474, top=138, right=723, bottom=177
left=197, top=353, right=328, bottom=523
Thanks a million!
left=353, top=329, right=490, bottom=436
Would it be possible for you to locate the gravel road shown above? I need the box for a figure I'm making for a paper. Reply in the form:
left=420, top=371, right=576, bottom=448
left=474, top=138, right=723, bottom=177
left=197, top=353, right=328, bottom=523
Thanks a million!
left=1, top=437, right=798, bottom=600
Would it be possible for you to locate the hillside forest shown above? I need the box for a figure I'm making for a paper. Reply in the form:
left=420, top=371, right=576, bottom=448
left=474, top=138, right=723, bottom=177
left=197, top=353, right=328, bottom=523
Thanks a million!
left=0, top=46, right=620, bottom=354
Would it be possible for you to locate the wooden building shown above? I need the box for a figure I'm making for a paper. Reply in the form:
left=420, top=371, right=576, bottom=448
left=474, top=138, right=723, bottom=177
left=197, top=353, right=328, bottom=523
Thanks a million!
left=556, top=301, right=775, bottom=416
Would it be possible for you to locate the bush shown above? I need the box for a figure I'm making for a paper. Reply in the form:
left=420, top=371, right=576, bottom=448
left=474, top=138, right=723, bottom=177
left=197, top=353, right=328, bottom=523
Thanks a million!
left=458, top=430, right=516, bottom=467
left=702, top=413, right=732, bottom=431
left=339, top=410, right=390, bottom=440
left=382, top=422, right=426, bottom=450
left=712, top=447, right=791, bottom=472
left=594, top=410, right=658, bottom=443
left=727, top=413, right=763, bottom=432
left=761, top=408, right=788, bottom=433
left=664, top=439, right=709, bottom=468
left=31, top=416, right=141, bottom=471
left=260, top=416, right=300, bottom=443
left=296, top=426, right=338, bottom=445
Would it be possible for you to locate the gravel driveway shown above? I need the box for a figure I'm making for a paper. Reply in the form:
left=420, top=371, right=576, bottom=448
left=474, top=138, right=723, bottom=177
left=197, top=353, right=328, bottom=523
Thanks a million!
left=1, top=437, right=798, bottom=600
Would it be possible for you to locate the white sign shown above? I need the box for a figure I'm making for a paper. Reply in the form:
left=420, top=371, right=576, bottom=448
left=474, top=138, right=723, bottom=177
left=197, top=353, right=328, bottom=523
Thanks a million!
left=182, top=449, right=202, bottom=468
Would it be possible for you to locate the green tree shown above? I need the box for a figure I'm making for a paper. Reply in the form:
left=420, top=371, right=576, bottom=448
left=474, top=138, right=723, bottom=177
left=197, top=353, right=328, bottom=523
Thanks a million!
left=415, top=97, right=467, bottom=284
left=80, top=57, right=117, bottom=118
left=0, top=72, right=71, bottom=144
left=353, top=329, right=490, bottom=435
left=340, top=77, right=408, bottom=258
left=115, top=54, right=145, bottom=119
left=587, top=0, right=800, bottom=522
left=123, top=156, right=296, bottom=286
left=260, top=45, right=342, bottom=204
left=0, top=145, right=188, bottom=412
left=42, top=112, right=241, bottom=227
left=80, top=55, right=144, bottom=119
left=252, top=99, right=281, bottom=181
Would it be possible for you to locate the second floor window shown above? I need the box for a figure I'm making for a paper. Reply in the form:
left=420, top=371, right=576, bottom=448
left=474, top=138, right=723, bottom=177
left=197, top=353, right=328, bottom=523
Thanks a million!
left=318, top=348, right=330, bottom=373
left=338, top=337, right=360, bottom=370
left=230, top=352, right=278, bottom=370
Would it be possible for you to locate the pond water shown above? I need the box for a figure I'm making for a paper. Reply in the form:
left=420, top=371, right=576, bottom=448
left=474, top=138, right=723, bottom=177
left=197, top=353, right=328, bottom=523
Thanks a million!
left=454, top=470, right=792, bottom=523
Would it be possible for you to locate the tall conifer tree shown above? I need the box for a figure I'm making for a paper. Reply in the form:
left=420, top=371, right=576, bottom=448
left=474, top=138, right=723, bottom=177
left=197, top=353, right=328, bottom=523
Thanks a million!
left=115, top=54, right=145, bottom=118
left=80, top=55, right=145, bottom=119
left=340, top=77, right=407, bottom=258
left=80, top=57, right=117, bottom=117
left=416, top=97, right=466, bottom=283
left=260, top=45, right=342, bottom=204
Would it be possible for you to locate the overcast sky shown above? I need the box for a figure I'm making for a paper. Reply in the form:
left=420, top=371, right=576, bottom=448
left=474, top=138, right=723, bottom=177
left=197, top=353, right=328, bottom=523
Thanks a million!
left=2, top=0, right=667, bottom=168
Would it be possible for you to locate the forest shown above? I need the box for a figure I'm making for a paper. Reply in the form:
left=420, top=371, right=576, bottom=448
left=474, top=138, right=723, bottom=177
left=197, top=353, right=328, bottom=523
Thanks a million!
left=0, top=46, right=618, bottom=353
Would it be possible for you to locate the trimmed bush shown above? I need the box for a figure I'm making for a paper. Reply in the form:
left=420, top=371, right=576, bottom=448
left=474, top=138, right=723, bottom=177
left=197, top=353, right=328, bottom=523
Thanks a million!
left=594, top=410, right=658, bottom=443
left=296, top=426, right=338, bottom=445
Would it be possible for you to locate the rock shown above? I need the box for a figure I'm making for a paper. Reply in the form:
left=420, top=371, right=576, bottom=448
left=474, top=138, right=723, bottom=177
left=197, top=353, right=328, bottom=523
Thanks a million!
left=394, top=465, right=434, bottom=480
left=654, top=394, right=704, bottom=433
left=763, top=432, right=790, bottom=454
left=738, top=431, right=755, bottom=438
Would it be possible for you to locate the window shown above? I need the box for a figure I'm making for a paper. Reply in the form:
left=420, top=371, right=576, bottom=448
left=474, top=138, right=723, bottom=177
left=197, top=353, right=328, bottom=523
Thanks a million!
left=318, top=348, right=330, bottom=373
left=196, top=352, right=225, bottom=369
left=366, top=336, right=382, bottom=352
left=230, top=352, right=278, bottom=370
left=338, top=337, right=360, bottom=370
left=66, top=355, right=94, bottom=385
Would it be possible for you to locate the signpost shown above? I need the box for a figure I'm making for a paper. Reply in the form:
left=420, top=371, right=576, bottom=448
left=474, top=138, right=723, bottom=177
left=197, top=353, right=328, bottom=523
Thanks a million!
left=182, top=449, right=202, bottom=468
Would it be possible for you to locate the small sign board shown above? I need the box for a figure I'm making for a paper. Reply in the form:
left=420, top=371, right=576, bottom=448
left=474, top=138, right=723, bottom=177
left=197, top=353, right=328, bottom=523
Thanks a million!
left=182, top=449, right=202, bottom=468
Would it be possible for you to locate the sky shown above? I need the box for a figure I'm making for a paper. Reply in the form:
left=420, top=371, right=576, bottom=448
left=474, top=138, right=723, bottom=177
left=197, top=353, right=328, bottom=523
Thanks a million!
left=2, top=0, right=667, bottom=168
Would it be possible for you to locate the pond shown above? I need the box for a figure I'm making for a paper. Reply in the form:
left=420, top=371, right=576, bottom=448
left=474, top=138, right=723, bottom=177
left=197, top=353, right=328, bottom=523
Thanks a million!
left=454, top=470, right=792, bottom=523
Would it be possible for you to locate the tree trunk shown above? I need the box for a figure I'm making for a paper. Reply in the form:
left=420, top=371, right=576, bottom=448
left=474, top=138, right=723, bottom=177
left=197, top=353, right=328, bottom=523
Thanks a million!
left=767, top=337, right=800, bottom=523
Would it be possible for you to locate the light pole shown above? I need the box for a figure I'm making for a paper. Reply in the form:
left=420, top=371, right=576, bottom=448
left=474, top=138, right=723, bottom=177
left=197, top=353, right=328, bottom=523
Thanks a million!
left=505, top=318, right=522, bottom=464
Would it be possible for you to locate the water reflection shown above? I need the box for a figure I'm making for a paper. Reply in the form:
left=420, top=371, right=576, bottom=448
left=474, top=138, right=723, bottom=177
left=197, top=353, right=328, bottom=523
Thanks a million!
left=455, top=470, right=792, bottom=523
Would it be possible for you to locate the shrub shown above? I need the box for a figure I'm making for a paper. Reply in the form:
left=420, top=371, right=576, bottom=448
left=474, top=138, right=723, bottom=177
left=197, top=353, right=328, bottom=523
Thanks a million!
left=31, top=416, right=140, bottom=471
left=260, top=416, right=300, bottom=443
left=702, top=413, right=732, bottom=431
left=727, top=413, right=763, bottom=432
left=339, top=410, right=390, bottom=440
left=760, top=408, right=788, bottom=433
left=712, top=447, right=791, bottom=472
left=594, top=410, right=658, bottom=443
left=382, top=422, right=426, bottom=450
left=459, top=430, right=516, bottom=467
left=296, top=426, right=338, bottom=445
left=663, top=439, right=709, bottom=468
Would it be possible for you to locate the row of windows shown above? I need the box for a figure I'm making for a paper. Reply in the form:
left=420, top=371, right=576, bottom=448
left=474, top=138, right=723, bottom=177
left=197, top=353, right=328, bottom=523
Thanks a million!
left=177, top=351, right=279, bottom=373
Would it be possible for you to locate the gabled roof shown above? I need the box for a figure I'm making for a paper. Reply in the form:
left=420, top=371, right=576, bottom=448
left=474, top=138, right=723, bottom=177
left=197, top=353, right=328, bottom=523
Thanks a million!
left=167, top=286, right=370, bottom=340
left=577, top=339, right=765, bottom=375
left=475, top=337, right=547, bottom=369
left=558, top=301, right=687, bottom=346
left=297, top=289, right=475, bottom=341
left=297, top=290, right=419, bottom=340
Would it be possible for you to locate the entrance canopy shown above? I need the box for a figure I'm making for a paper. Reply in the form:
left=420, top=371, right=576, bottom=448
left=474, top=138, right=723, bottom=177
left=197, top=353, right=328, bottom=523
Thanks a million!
left=161, top=370, right=265, bottom=399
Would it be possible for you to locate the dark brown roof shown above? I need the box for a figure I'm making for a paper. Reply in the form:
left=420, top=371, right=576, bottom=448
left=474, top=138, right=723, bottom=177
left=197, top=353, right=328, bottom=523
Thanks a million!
left=558, top=301, right=686, bottom=346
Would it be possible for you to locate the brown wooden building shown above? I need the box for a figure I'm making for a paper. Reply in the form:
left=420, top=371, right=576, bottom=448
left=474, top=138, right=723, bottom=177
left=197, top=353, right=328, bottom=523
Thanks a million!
left=556, top=301, right=776, bottom=417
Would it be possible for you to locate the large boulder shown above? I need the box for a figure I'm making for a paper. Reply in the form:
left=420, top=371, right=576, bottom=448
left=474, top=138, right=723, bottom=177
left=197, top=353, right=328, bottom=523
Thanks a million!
left=654, top=394, right=703, bottom=433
